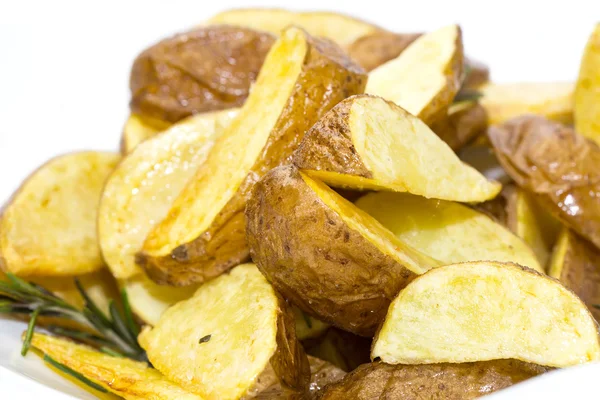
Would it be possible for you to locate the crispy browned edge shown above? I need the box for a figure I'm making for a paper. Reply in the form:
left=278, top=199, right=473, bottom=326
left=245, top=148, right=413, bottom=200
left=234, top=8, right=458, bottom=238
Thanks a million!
left=554, top=230, right=600, bottom=321
left=292, top=94, right=387, bottom=178
left=320, top=360, right=547, bottom=400
left=136, top=30, right=367, bottom=287
left=246, top=165, right=416, bottom=336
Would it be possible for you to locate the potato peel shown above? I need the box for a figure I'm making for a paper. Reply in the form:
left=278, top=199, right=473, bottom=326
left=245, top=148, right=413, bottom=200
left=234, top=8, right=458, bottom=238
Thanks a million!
left=372, top=262, right=600, bottom=367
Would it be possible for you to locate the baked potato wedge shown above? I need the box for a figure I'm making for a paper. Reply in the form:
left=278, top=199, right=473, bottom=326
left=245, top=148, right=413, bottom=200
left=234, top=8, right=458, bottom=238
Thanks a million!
left=346, top=31, right=420, bottom=71
left=463, top=57, right=490, bottom=89
left=320, top=360, right=546, bottom=400
left=246, top=165, right=441, bottom=336
left=293, top=95, right=500, bottom=202
left=138, top=26, right=366, bottom=286
left=479, top=82, right=574, bottom=125
left=355, top=192, right=543, bottom=272
left=575, top=23, right=600, bottom=144
left=372, top=262, right=600, bottom=367
left=130, top=25, right=274, bottom=123
left=365, top=25, right=463, bottom=125
left=0, top=152, right=120, bottom=277
left=487, top=115, right=600, bottom=250
left=139, top=263, right=309, bottom=399
left=99, top=109, right=238, bottom=280
left=430, top=100, right=488, bottom=151
left=120, top=113, right=170, bottom=154
left=549, top=229, right=600, bottom=320
left=293, top=307, right=329, bottom=341
left=303, top=328, right=371, bottom=372
left=29, top=333, right=201, bottom=400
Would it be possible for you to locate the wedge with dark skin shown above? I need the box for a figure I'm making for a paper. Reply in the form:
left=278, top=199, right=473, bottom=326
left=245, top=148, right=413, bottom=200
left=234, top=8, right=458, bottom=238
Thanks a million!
left=293, top=94, right=500, bottom=202
left=488, top=115, right=600, bottom=250
left=320, top=360, right=547, bottom=400
left=431, top=100, right=488, bottom=151
left=246, top=165, right=440, bottom=336
left=130, top=25, right=275, bottom=123
left=137, top=27, right=366, bottom=286
left=303, top=328, right=371, bottom=372
left=549, top=229, right=600, bottom=320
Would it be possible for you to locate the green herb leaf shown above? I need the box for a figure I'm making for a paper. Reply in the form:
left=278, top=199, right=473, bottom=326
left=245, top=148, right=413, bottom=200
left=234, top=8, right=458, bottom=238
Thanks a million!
left=21, top=307, right=43, bottom=356
left=43, top=354, right=108, bottom=393
left=199, top=334, right=212, bottom=344
left=121, top=288, right=140, bottom=338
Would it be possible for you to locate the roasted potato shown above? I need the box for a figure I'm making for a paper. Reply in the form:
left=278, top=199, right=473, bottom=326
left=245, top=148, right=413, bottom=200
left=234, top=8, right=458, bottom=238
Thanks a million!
left=130, top=25, right=274, bottom=123
left=462, top=57, right=490, bottom=89
left=120, top=113, right=171, bottom=154
left=549, top=229, right=600, bottom=320
left=0, top=152, right=120, bottom=277
left=366, top=25, right=463, bottom=125
left=138, top=263, right=310, bottom=399
left=99, top=109, right=238, bottom=281
left=137, top=26, right=366, bottom=286
left=487, top=115, right=600, bottom=250
left=246, top=165, right=440, bottom=336
left=293, top=95, right=500, bottom=202
left=355, top=192, right=543, bottom=272
left=30, top=333, right=201, bottom=400
left=320, top=360, right=546, bottom=400
left=430, top=100, right=488, bottom=151
left=293, top=307, right=329, bottom=341
left=372, top=262, right=600, bottom=367
left=346, top=31, right=420, bottom=71
left=479, top=82, right=574, bottom=125
left=575, top=23, right=600, bottom=144
left=303, top=328, right=371, bottom=372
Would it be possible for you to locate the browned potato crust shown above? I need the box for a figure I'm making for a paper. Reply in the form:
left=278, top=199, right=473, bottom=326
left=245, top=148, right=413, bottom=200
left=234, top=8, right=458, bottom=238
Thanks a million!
left=431, top=101, right=488, bottom=151
left=138, top=27, right=366, bottom=286
left=347, top=31, right=420, bottom=71
left=549, top=229, right=600, bottom=320
left=130, top=25, right=275, bottom=123
left=303, top=328, right=371, bottom=372
left=463, top=57, right=490, bottom=89
left=320, top=360, right=547, bottom=400
left=246, top=165, right=434, bottom=336
left=488, top=115, right=600, bottom=250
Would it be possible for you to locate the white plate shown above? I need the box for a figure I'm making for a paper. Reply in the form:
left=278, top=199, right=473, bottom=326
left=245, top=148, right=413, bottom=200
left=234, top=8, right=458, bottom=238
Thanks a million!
left=2, top=0, right=600, bottom=398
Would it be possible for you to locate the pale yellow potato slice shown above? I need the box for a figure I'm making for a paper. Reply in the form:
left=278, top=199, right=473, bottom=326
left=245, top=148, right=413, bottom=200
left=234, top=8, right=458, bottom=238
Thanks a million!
left=294, top=95, right=500, bottom=202
left=366, top=25, right=463, bottom=124
left=123, top=275, right=197, bottom=326
left=29, top=333, right=201, bottom=400
left=479, top=82, right=574, bottom=125
left=99, top=109, right=238, bottom=280
left=0, top=152, right=120, bottom=277
left=120, top=113, right=171, bottom=154
left=575, top=23, right=600, bottom=144
left=207, top=8, right=379, bottom=46
left=355, top=192, right=543, bottom=272
left=138, top=263, right=309, bottom=399
left=372, top=262, right=600, bottom=368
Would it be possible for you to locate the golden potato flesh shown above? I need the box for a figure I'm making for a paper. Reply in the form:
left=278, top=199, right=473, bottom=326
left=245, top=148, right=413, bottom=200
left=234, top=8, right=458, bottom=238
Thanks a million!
left=138, top=26, right=366, bottom=286
left=355, top=192, right=543, bottom=272
left=366, top=25, right=463, bottom=125
left=549, top=229, right=600, bottom=320
left=293, top=95, right=500, bottom=202
left=120, top=113, right=170, bottom=154
left=139, top=264, right=309, bottom=399
left=0, top=152, right=119, bottom=277
left=575, top=23, right=600, bottom=144
left=487, top=116, right=600, bottom=250
left=30, top=333, right=201, bottom=400
left=372, top=262, right=600, bottom=367
left=99, top=109, right=238, bottom=280
left=130, top=25, right=274, bottom=123
left=246, top=165, right=440, bottom=336
left=479, top=82, right=574, bottom=125
left=320, top=360, right=546, bottom=400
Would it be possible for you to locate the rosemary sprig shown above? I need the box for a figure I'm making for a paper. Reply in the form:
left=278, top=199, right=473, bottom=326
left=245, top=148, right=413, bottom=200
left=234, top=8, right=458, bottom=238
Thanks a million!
left=43, top=354, right=108, bottom=393
left=0, top=273, right=146, bottom=361
left=453, top=89, right=483, bottom=104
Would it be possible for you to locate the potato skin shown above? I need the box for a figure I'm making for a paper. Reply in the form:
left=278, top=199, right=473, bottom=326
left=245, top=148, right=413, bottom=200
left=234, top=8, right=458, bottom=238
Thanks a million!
left=320, top=360, right=546, bottom=400
left=488, top=116, right=600, bottom=250
left=246, top=165, right=415, bottom=336
left=138, top=31, right=366, bottom=286
left=347, top=31, right=420, bottom=72
left=303, top=328, right=371, bottom=372
left=130, top=26, right=275, bottom=123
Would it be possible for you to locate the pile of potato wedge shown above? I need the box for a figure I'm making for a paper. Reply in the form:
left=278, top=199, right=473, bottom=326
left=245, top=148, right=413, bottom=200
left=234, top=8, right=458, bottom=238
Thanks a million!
left=2, top=8, right=600, bottom=400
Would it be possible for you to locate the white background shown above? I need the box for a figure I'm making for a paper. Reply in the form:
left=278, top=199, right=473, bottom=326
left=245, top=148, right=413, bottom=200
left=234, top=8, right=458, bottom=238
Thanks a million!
left=1, top=0, right=600, bottom=398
